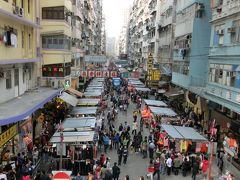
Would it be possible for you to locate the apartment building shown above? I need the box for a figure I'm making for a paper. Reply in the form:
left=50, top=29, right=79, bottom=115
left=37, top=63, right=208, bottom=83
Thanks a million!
left=0, top=0, right=40, bottom=103
left=205, top=0, right=240, bottom=128
left=40, top=0, right=73, bottom=88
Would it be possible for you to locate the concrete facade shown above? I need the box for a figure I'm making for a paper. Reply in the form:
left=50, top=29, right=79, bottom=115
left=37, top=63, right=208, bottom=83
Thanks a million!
left=0, top=0, right=40, bottom=103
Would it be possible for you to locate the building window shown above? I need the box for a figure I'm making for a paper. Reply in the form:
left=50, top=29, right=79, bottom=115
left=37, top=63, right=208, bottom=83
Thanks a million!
left=22, top=31, right=24, bottom=48
left=42, top=35, right=71, bottom=50
left=213, top=25, right=225, bottom=46
left=14, top=69, right=19, bottom=86
left=42, top=6, right=65, bottom=20
left=29, top=68, right=31, bottom=80
left=6, top=70, right=12, bottom=89
left=21, top=0, right=23, bottom=8
left=28, top=34, right=31, bottom=49
left=231, top=19, right=240, bottom=43
left=28, top=0, right=30, bottom=14
left=23, top=70, right=25, bottom=83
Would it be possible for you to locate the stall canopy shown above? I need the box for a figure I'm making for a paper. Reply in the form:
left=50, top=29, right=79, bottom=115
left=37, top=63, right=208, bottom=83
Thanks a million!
left=149, top=106, right=177, bottom=117
left=135, top=87, right=151, bottom=92
left=62, top=117, right=96, bottom=131
left=70, top=107, right=98, bottom=116
left=174, top=126, right=207, bottom=141
left=161, top=124, right=183, bottom=139
left=78, top=99, right=100, bottom=106
left=83, top=91, right=102, bottom=97
left=161, top=124, right=207, bottom=141
left=164, top=90, right=184, bottom=98
left=66, top=87, right=83, bottom=97
left=59, top=92, right=78, bottom=106
left=144, top=99, right=167, bottom=107
left=50, top=131, right=95, bottom=143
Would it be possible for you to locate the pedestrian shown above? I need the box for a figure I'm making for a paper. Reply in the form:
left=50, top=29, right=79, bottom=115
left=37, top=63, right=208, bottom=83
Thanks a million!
left=218, top=156, right=224, bottom=175
left=113, top=133, right=120, bottom=149
left=148, top=141, right=155, bottom=159
left=125, top=175, right=130, bottom=180
left=201, top=157, right=208, bottom=179
left=103, top=134, right=110, bottom=153
left=160, top=150, right=166, bottom=175
left=141, top=137, right=148, bottom=159
left=139, top=176, right=144, bottom=180
left=123, top=146, right=128, bottom=165
left=112, top=162, right=121, bottom=180
left=0, top=168, right=7, bottom=180
left=173, top=155, right=181, bottom=175
left=153, top=158, right=160, bottom=180
left=104, top=169, right=113, bottom=180
left=132, top=119, right=138, bottom=136
left=32, top=147, right=39, bottom=165
left=166, top=155, right=172, bottom=176
left=117, top=146, right=123, bottom=166
left=87, top=172, right=94, bottom=180
left=192, top=161, right=199, bottom=180
left=146, top=160, right=154, bottom=180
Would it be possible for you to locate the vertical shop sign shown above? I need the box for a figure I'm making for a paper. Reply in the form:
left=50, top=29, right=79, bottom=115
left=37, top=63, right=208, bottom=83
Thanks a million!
left=0, top=124, right=18, bottom=147
left=111, top=71, right=117, bottom=78
left=103, top=71, right=109, bottom=77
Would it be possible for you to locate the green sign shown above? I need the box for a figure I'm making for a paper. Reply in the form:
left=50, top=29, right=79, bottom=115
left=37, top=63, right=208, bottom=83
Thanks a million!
left=64, top=79, right=71, bottom=89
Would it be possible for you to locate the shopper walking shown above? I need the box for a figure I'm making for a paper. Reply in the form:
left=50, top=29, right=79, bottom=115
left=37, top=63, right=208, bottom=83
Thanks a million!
left=117, top=146, right=123, bottom=166
left=123, top=146, right=129, bottom=165
left=166, top=155, right=172, bottom=176
left=112, top=162, right=120, bottom=180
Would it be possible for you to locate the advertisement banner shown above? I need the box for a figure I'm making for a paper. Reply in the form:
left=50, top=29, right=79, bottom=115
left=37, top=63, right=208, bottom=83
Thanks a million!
left=96, top=71, right=102, bottom=77
left=88, top=71, right=95, bottom=78
left=0, top=124, right=18, bottom=147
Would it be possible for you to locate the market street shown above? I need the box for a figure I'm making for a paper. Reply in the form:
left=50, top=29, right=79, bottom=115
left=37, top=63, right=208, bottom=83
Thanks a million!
left=99, top=94, right=240, bottom=180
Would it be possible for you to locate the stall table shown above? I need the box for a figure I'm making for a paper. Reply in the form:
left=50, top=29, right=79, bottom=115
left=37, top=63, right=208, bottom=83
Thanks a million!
left=144, top=99, right=167, bottom=107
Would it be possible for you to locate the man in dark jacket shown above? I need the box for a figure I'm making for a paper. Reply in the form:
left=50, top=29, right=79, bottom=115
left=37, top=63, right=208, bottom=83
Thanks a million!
left=117, top=146, right=123, bottom=166
left=104, top=169, right=113, bottom=180
left=192, top=161, right=199, bottom=180
left=112, top=162, right=120, bottom=180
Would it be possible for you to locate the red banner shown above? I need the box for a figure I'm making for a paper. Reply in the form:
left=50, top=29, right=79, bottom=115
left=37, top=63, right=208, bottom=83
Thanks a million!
left=96, top=71, right=102, bottom=77
left=88, top=71, right=95, bottom=78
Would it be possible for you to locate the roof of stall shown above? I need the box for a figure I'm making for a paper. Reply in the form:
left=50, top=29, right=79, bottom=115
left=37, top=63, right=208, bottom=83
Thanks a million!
left=78, top=99, right=101, bottom=106
left=161, top=124, right=207, bottom=141
left=83, top=91, right=102, bottom=97
left=149, top=106, right=177, bottom=117
left=50, top=131, right=95, bottom=143
left=62, top=117, right=96, bottom=130
left=144, top=99, right=167, bottom=107
left=70, top=107, right=98, bottom=115
left=135, top=87, right=151, bottom=92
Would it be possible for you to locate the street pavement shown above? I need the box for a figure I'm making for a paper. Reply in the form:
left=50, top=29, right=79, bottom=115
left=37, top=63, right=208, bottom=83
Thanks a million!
left=99, top=96, right=240, bottom=180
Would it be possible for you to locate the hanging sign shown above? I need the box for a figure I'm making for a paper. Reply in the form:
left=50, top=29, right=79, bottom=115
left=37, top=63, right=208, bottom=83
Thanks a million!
left=96, top=71, right=102, bottom=77
left=81, top=71, right=87, bottom=77
left=111, top=71, right=117, bottom=78
left=88, top=71, right=95, bottom=78
left=103, top=71, right=109, bottom=77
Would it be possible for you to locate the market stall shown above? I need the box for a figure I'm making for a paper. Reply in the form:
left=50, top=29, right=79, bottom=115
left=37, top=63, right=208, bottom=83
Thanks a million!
left=61, top=117, right=96, bottom=131
left=135, top=87, right=151, bottom=92
left=70, top=107, right=98, bottom=117
left=160, top=124, right=208, bottom=153
left=144, top=99, right=168, bottom=107
left=83, top=91, right=102, bottom=98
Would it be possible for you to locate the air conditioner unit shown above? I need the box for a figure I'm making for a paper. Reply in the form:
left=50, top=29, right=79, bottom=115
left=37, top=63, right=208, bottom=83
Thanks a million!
left=50, top=79, right=60, bottom=89
left=228, top=27, right=236, bottom=33
left=18, top=8, right=24, bottom=17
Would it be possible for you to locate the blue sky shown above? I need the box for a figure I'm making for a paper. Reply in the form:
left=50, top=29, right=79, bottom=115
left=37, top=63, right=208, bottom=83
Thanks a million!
left=103, top=0, right=133, bottom=37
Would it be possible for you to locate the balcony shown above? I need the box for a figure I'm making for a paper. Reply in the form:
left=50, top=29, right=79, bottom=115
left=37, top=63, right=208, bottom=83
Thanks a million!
left=209, top=44, right=240, bottom=57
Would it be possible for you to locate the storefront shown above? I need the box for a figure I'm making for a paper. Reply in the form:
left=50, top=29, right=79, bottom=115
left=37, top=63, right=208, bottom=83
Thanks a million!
left=0, top=124, right=18, bottom=164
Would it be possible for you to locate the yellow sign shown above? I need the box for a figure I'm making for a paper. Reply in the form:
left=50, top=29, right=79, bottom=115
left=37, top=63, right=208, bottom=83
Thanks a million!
left=147, top=53, right=154, bottom=71
left=0, top=124, right=18, bottom=147
left=152, top=69, right=161, bottom=81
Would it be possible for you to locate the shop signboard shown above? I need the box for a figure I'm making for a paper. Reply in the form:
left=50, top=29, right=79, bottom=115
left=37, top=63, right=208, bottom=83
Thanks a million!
left=64, top=80, right=71, bottom=89
left=0, top=124, right=18, bottom=147
left=88, top=71, right=95, bottom=78
left=122, top=72, right=129, bottom=78
left=147, top=54, right=154, bottom=81
left=81, top=71, right=87, bottom=77
left=152, top=69, right=161, bottom=81
left=96, top=71, right=102, bottom=77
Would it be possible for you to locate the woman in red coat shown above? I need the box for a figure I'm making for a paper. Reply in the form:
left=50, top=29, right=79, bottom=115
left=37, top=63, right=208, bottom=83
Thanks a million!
left=201, top=158, right=209, bottom=179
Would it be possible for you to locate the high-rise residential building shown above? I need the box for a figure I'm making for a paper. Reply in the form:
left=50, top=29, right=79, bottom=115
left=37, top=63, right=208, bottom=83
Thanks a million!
left=106, top=36, right=116, bottom=57
left=205, top=0, right=240, bottom=128
left=101, top=15, right=106, bottom=55
left=0, top=0, right=40, bottom=103
left=40, top=0, right=73, bottom=88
